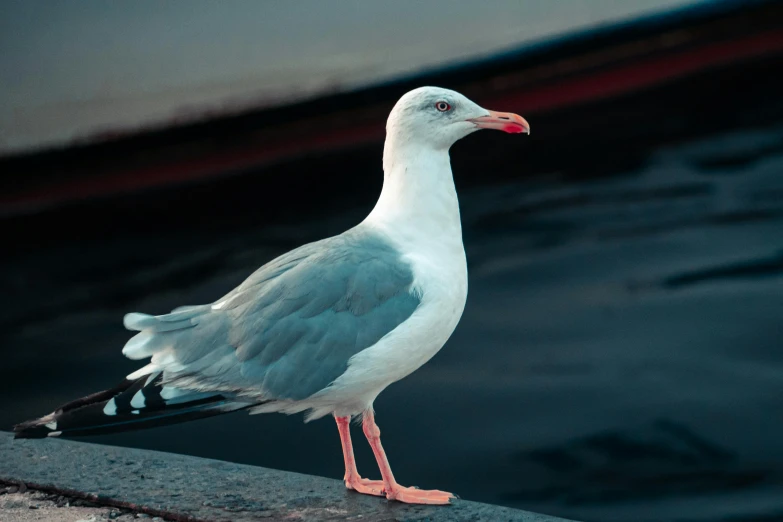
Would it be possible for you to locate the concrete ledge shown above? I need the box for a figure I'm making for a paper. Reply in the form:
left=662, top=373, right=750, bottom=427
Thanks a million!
left=0, top=432, right=573, bottom=521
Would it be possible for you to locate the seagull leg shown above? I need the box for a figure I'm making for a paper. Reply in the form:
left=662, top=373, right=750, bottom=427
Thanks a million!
left=361, top=410, right=455, bottom=505
left=334, top=415, right=385, bottom=496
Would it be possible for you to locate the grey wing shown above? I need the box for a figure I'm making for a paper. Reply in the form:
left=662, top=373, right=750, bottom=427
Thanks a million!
left=122, top=230, right=421, bottom=402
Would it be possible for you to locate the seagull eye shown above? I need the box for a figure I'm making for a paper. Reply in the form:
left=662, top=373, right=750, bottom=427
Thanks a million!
left=435, top=101, right=451, bottom=112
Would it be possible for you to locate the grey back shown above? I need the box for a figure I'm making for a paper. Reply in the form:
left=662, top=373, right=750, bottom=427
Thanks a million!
left=130, top=228, right=421, bottom=402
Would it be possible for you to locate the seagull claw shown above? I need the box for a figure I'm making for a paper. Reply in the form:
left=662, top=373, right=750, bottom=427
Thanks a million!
left=385, top=485, right=456, bottom=505
left=344, top=476, right=386, bottom=497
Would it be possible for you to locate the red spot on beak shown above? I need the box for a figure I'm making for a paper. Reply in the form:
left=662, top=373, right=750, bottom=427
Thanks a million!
left=468, top=110, right=530, bottom=135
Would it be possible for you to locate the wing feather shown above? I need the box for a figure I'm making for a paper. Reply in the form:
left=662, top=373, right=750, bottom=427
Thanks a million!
left=121, top=229, right=420, bottom=402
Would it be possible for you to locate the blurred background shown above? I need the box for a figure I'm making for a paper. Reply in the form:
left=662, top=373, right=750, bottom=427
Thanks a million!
left=2, top=1, right=783, bottom=521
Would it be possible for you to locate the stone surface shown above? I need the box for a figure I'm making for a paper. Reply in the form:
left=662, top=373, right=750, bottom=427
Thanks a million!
left=0, top=432, right=574, bottom=521
left=0, top=489, right=139, bottom=522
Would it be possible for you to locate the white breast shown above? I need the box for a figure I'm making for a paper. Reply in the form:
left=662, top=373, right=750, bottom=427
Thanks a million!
left=302, top=139, right=468, bottom=418
left=311, top=195, right=468, bottom=416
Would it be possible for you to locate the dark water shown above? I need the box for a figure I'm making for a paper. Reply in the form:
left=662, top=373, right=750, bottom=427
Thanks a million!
left=2, top=90, right=783, bottom=520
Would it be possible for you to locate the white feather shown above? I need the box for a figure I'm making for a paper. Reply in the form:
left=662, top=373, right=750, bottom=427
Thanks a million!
left=126, top=363, right=159, bottom=380
left=122, top=330, right=156, bottom=360
left=130, top=390, right=146, bottom=409
left=103, top=398, right=117, bottom=416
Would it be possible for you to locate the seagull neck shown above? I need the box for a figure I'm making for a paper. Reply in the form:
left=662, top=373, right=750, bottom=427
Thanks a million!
left=364, top=140, right=462, bottom=244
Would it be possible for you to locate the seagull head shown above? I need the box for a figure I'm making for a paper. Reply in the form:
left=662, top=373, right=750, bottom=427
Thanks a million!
left=386, top=86, right=530, bottom=150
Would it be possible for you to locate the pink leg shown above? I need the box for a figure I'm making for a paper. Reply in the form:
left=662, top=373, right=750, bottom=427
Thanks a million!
left=334, top=415, right=385, bottom=496
left=362, top=410, right=455, bottom=505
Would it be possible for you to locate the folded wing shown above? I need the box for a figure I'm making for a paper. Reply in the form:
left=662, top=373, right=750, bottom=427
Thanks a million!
left=123, top=229, right=421, bottom=404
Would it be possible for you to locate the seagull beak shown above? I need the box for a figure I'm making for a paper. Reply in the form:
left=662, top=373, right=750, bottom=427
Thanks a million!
left=468, top=110, right=530, bottom=135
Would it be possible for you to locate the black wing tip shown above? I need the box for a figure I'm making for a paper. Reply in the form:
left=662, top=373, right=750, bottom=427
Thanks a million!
left=13, top=419, right=56, bottom=439
left=12, top=379, right=136, bottom=440
left=11, top=377, right=257, bottom=439
left=55, top=379, right=135, bottom=414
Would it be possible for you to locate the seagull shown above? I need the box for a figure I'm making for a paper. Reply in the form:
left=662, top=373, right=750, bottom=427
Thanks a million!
left=15, top=86, right=529, bottom=505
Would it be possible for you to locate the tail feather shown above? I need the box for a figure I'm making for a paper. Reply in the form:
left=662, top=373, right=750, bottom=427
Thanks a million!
left=14, top=374, right=256, bottom=439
